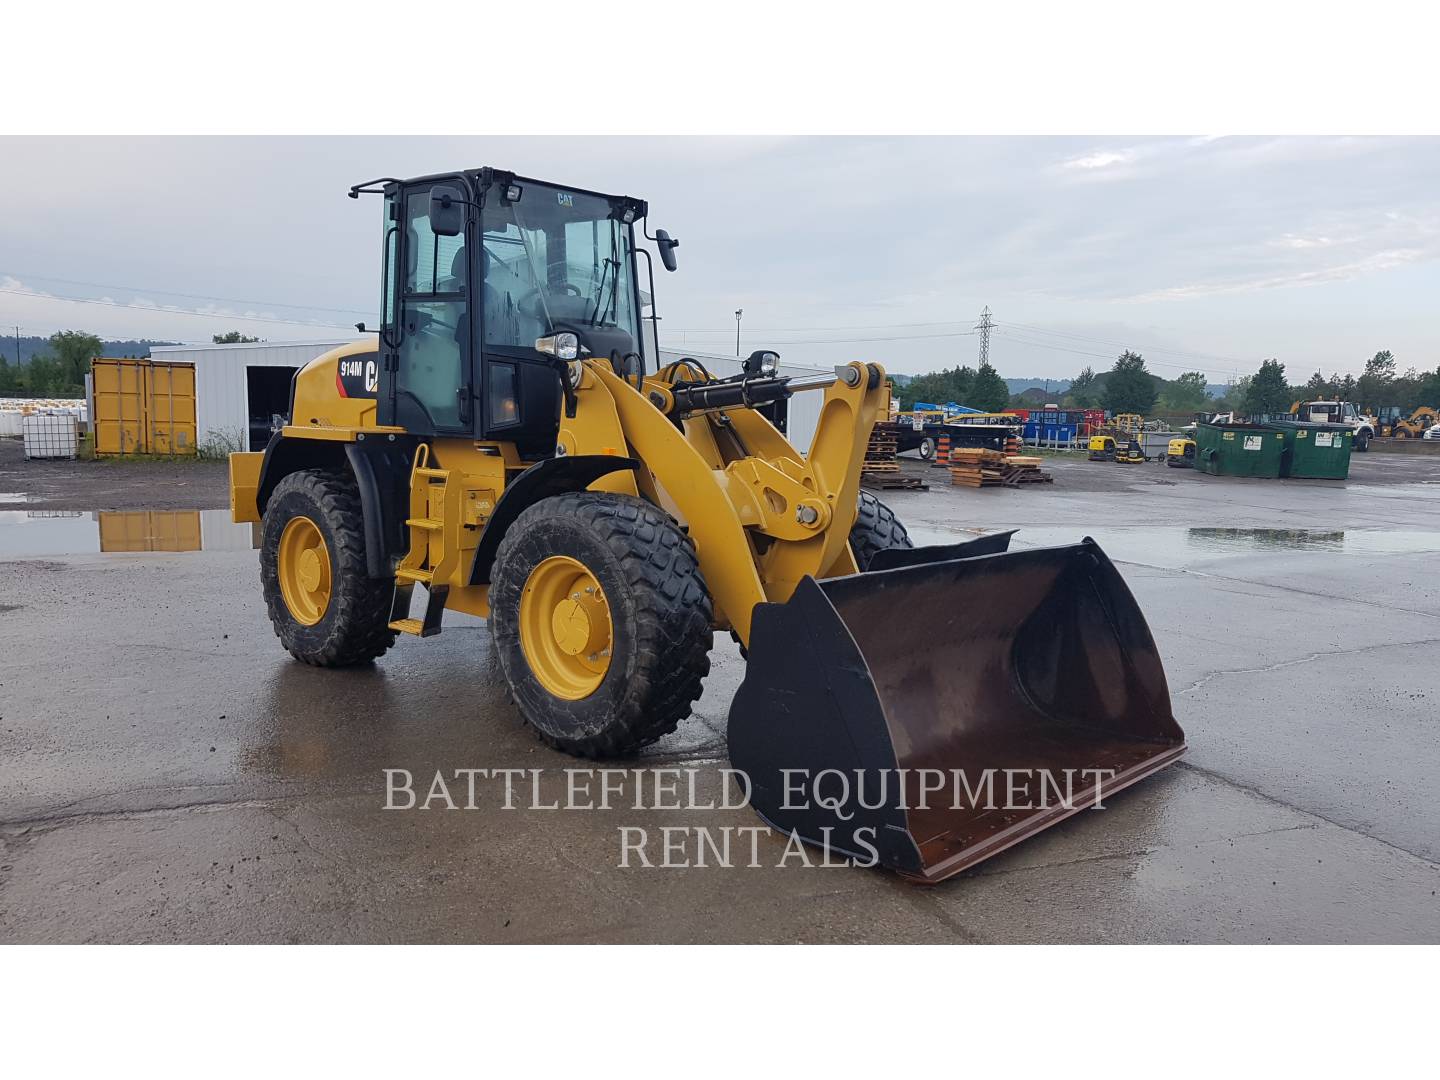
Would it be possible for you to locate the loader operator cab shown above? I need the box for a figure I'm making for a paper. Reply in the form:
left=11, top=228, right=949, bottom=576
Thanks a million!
left=364, top=169, right=666, bottom=458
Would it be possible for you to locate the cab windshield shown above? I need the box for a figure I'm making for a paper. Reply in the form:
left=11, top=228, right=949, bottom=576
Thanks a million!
left=481, top=183, right=641, bottom=354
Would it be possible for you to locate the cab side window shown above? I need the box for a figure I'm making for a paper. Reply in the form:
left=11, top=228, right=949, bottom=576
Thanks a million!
left=397, top=193, right=468, bottom=430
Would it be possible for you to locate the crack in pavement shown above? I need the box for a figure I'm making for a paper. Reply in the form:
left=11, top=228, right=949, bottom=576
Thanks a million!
left=1174, top=760, right=1440, bottom=871
left=1173, top=636, right=1440, bottom=696
left=3, top=794, right=307, bottom=834
left=1, top=779, right=311, bottom=829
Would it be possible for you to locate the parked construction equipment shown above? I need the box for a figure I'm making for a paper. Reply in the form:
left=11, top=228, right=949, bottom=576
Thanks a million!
left=1116, top=439, right=1147, bottom=463
left=1087, top=434, right=1116, bottom=461
left=1389, top=406, right=1438, bottom=439
left=228, top=167, right=1184, bottom=880
left=1111, top=413, right=1144, bottom=436
left=1165, top=436, right=1196, bottom=468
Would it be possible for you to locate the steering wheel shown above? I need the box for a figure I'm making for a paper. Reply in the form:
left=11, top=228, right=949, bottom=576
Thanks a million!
left=517, top=283, right=583, bottom=320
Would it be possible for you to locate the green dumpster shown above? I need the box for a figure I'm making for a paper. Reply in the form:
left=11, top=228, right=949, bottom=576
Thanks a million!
left=1268, top=420, right=1353, bottom=479
left=1194, top=423, right=1286, bottom=478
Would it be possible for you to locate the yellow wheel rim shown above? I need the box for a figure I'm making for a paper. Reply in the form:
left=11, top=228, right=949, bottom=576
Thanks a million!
left=519, top=555, right=613, bottom=700
left=277, top=515, right=332, bottom=626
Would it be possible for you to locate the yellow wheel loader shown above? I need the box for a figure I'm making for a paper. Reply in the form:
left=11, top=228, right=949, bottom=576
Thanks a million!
left=229, top=168, right=1184, bottom=881
left=1391, top=406, right=1438, bottom=439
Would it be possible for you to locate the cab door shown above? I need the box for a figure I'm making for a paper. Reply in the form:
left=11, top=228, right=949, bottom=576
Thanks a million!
left=379, top=181, right=474, bottom=435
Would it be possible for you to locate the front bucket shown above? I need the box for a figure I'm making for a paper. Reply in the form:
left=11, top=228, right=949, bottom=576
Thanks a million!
left=728, top=537, right=1185, bottom=882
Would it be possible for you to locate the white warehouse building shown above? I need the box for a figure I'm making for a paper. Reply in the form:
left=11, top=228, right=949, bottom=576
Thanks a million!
left=152, top=339, right=827, bottom=455
left=151, top=339, right=368, bottom=453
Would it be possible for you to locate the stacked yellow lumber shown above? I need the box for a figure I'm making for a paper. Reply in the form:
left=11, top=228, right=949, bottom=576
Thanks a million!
left=949, top=448, right=1055, bottom=488
left=949, top=447, right=1006, bottom=487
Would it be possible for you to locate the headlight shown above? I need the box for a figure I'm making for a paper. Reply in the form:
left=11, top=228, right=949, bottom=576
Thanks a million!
left=743, top=349, right=780, bottom=377
left=536, top=332, right=579, bottom=360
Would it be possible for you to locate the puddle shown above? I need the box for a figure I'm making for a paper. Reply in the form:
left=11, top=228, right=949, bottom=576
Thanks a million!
left=906, top=524, right=1440, bottom=567
left=0, top=509, right=260, bottom=557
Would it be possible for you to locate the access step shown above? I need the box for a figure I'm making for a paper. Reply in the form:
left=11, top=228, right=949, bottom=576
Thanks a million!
left=388, top=581, right=448, bottom=636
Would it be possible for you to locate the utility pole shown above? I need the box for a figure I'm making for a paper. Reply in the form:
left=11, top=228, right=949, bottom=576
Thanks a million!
left=734, top=309, right=743, bottom=356
left=976, top=306, right=992, bottom=367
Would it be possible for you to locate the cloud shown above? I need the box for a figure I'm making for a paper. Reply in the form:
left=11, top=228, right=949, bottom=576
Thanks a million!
left=1126, top=248, right=1431, bottom=302
left=2, top=135, right=1438, bottom=373
left=1063, top=149, right=1136, bottom=170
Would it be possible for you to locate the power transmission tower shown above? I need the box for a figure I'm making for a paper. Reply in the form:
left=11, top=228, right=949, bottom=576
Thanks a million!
left=976, top=306, right=992, bottom=367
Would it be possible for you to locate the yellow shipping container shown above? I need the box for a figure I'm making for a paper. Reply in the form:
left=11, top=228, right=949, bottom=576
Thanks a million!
left=92, top=358, right=197, bottom=456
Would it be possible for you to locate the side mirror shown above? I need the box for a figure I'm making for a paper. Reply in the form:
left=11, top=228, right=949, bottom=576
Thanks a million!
left=655, top=229, right=679, bottom=272
left=429, top=185, right=465, bottom=237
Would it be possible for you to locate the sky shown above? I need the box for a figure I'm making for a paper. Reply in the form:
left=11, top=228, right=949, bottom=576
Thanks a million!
left=2, top=135, right=1437, bottom=386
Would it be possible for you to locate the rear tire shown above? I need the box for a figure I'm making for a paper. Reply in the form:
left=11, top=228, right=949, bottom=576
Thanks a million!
left=489, top=492, right=713, bottom=758
left=260, top=468, right=397, bottom=666
left=849, top=490, right=913, bottom=571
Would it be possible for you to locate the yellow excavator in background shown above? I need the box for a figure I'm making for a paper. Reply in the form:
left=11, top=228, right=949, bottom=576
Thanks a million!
left=228, top=167, right=1184, bottom=881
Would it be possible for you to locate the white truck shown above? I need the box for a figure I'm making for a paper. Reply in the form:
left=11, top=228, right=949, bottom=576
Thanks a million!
left=1293, top=401, right=1376, bottom=451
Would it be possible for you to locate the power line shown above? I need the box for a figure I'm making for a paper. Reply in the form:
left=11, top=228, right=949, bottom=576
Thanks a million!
left=0, top=271, right=372, bottom=318
left=0, top=287, right=365, bottom=333
left=995, top=319, right=1254, bottom=367
left=995, top=328, right=1241, bottom=378
left=677, top=329, right=979, bottom=347
left=665, top=319, right=975, bottom=333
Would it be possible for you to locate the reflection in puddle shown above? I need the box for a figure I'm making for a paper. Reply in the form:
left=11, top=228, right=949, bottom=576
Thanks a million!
left=0, top=509, right=260, bottom=557
left=906, top=524, right=1440, bottom=565
left=1186, top=527, right=1345, bottom=550
left=1013, top=526, right=1440, bottom=563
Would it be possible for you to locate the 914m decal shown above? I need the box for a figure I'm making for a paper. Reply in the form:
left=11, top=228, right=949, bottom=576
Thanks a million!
left=336, top=352, right=379, bottom=399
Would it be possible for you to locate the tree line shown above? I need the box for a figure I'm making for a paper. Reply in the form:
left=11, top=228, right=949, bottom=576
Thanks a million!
left=899, top=361, right=1016, bottom=412
left=902, top=348, right=1440, bottom=419
left=0, top=330, right=260, bottom=397
left=0, top=331, right=103, bottom=397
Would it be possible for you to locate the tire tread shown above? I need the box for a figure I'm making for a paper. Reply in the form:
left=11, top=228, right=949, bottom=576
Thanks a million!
left=490, top=492, right=712, bottom=758
left=261, top=468, right=396, bottom=667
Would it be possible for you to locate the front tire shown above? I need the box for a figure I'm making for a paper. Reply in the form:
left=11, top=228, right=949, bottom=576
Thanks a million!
left=849, top=490, right=913, bottom=571
left=260, top=468, right=397, bottom=666
left=918, top=436, right=936, bottom=461
left=489, top=492, right=713, bottom=757
left=1355, top=430, right=1371, bottom=452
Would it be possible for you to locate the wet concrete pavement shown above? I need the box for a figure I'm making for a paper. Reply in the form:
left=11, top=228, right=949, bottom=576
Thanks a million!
left=2, top=454, right=1438, bottom=942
